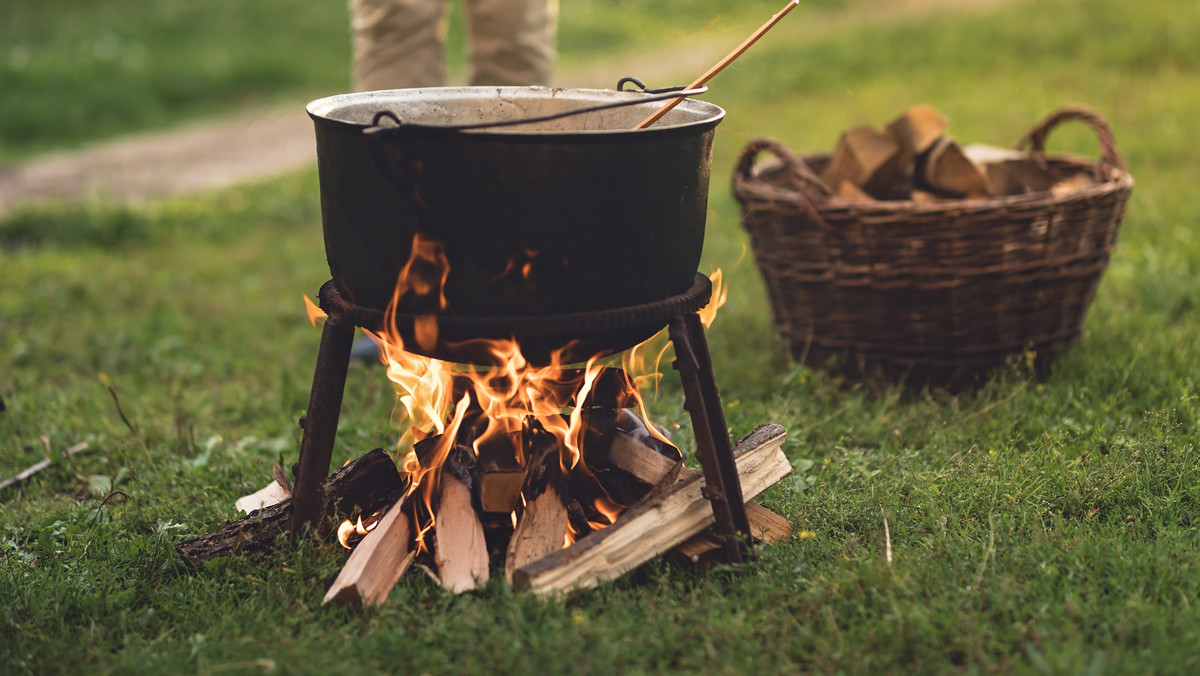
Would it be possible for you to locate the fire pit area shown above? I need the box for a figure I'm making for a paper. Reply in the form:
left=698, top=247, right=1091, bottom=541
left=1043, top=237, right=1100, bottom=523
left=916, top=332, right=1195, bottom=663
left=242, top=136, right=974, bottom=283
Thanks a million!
left=175, top=86, right=793, bottom=600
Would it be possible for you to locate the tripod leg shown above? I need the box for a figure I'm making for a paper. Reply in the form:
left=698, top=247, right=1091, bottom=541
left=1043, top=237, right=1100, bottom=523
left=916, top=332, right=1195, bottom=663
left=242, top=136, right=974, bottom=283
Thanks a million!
left=289, top=316, right=356, bottom=536
left=669, top=312, right=752, bottom=562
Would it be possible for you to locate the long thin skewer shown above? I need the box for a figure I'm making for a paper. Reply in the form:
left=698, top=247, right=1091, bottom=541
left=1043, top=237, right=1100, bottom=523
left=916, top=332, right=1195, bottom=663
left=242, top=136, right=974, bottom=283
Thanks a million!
left=634, top=0, right=801, bottom=130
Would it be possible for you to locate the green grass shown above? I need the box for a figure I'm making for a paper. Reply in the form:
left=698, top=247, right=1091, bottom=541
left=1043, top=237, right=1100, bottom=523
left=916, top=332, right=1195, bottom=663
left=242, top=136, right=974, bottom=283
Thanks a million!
left=4, top=0, right=1200, bottom=673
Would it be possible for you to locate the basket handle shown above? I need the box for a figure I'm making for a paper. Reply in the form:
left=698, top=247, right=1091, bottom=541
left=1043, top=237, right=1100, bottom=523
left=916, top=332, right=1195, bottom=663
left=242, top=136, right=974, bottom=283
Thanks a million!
left=734, top=137, right=836, bottom=231
left=1014, top=104, right=1129, bottom=179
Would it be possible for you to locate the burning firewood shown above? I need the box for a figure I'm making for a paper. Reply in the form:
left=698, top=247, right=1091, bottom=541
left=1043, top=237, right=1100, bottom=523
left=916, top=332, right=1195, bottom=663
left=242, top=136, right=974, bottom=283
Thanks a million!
left=505, top=419, right=570, bottom=583
left=433, top=445, right=489, bottom=593
left=587, top=410, right=793, bottom=545
left=176, top=449, right=404, bottom=567
left=476, top=433, right=524, bottom=514
left=323, top=493, right=415, bottom=606
left=511, top=424, right=790, bottom=595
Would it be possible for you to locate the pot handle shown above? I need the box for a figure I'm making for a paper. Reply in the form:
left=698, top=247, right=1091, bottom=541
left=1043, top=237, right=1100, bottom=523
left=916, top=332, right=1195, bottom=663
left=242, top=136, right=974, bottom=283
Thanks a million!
left=364, top=112, right=413, bottom=195
left=363, top=86, right=708, bottom=134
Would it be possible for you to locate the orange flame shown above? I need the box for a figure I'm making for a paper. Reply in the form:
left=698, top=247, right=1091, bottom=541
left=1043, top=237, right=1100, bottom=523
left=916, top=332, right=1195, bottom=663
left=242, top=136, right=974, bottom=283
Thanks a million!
left=336, top=514, right=378, bottom=550
left=303, top=295, right=327, bottom=327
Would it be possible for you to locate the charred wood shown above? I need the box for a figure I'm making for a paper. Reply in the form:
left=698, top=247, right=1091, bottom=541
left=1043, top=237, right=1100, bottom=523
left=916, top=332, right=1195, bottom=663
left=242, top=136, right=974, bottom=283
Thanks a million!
left=505, top=418, right=569, bottom=583
left=176, top=448, right=404, bottom=567
left=433, top=445, right=489, bottom=593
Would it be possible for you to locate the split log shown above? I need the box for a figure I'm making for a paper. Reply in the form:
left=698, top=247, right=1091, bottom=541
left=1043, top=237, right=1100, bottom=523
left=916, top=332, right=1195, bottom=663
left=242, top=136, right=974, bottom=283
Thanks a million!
left=822, top=125, right=906, bottom=197
left=433, top=446, right=489, bottom=593
left=963, top=144, right=1054, bottom=196
left=512, top=424, right=790, bottom=595
left=235, top=479, right=290, bottom=514
left=505, top=419, right=569, bottom=583
left=323, top=494, right=414, bottom=606
left=477, top=433, right=524, bottom=514
left=1050, top=173, right=1094, bottom=197
left=745, top=502, right=793, bottom=543
left=669, top=505, right=792, bottom=570
left=176, top=448, right=404, bottom=566
left=592, top=421, right=793, bottom=543
left=581, top=408, right=682, bottom=506
left=669, top=531, right=726, bottom=571
left=921, top=136, right=988, bottom=196
left=887, top=104, right=949, bottom=156
left=835, top=180, right=875, bottom=203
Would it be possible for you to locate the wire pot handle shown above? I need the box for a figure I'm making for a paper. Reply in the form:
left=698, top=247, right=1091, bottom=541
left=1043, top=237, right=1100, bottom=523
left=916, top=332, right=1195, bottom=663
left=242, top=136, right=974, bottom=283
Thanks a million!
left=734, top=136, right=835, bottom=232
left=1014, top=104, right=1129, bottom=179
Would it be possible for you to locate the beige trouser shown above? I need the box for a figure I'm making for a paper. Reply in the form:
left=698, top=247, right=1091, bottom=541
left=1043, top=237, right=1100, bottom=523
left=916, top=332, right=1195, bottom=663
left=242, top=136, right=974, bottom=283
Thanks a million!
left=350, top=0, right=557, bottom=90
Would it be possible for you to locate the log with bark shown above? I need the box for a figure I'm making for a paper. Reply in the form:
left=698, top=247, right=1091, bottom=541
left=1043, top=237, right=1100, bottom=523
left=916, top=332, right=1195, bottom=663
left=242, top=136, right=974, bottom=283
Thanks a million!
left=511, top=424, right=791, bottom=595
left=589, top=418, right=793, bottom=544
left=176, top=448, right=404, bottom=567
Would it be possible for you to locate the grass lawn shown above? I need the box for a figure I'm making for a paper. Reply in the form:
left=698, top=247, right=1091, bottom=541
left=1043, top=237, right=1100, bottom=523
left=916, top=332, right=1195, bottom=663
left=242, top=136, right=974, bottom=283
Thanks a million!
left=3, top=0, right=1199, bottom=673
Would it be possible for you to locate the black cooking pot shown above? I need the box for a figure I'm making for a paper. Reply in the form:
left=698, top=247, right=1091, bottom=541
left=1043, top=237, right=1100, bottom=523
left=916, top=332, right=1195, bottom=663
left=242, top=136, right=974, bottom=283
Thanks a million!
left=307, top=87, right=724, bottom=319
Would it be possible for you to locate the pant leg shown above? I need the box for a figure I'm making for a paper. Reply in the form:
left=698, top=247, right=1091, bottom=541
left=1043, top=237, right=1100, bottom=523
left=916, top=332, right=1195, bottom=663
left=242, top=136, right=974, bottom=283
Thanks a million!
left=462, top=0, right=557, bottom=86
left=350, top=0, right=451, bottom=90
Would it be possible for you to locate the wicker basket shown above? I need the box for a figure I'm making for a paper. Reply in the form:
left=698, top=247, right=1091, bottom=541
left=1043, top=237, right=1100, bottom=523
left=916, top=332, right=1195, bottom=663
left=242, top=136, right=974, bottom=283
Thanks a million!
left=734, top=105, right=1134, bottom=385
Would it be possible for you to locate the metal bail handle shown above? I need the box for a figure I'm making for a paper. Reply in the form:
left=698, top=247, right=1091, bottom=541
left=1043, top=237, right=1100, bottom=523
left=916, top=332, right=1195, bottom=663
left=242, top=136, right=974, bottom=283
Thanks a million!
left=362, top=85, right=709, bottom=134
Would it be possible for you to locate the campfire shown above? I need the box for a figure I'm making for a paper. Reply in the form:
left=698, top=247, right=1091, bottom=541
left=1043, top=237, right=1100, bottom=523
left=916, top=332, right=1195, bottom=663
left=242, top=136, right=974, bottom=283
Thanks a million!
left=177, top=27, right=806, bottom=595
left=177, top=232, right=793, bottom=601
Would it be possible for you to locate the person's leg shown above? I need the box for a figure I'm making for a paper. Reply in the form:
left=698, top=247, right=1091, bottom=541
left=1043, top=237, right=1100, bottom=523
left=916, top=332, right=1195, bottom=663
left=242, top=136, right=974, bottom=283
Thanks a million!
left=350, top=0, right=451, bottom=90
left=462, top=0, right=556, bottom=86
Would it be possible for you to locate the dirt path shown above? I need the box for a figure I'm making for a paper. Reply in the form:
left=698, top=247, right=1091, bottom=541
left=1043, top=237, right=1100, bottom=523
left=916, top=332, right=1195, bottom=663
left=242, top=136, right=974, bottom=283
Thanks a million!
left=0, top=0, right=1015, bottom=216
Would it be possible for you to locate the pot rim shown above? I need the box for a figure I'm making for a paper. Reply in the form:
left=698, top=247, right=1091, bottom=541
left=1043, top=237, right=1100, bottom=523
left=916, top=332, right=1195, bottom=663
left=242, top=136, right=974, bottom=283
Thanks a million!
left=306, top=85, right=725, bottom=136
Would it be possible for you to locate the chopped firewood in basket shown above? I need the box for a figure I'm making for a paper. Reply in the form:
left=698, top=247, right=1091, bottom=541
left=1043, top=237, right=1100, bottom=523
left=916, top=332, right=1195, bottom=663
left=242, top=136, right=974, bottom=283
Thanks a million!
left=822, top=125, right=907, bottom=198
left=1051, top=173, right=1095, bottom=197
left=887, top=104, right=949, bottom=156
left=821, top=105, right=1096, bottom=202
left=964, top=144, right=1054, bottom=196
left=920, top=136, right=989, bottom=197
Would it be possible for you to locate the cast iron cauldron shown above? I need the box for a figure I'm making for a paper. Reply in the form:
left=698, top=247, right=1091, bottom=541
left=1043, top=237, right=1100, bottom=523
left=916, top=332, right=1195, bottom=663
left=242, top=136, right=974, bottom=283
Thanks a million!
left=307, top=87, right=724, bottom=322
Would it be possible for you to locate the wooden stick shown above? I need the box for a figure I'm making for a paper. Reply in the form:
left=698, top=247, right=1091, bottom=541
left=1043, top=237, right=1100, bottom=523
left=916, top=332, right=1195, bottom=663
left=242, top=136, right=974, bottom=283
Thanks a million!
left=634, top=0, right=801, bottom=130
left=512, top=424, right=789, bottom=595
left=0, top=442, right=90, bottom=492
left=323, top=494, right=415, bottom=606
